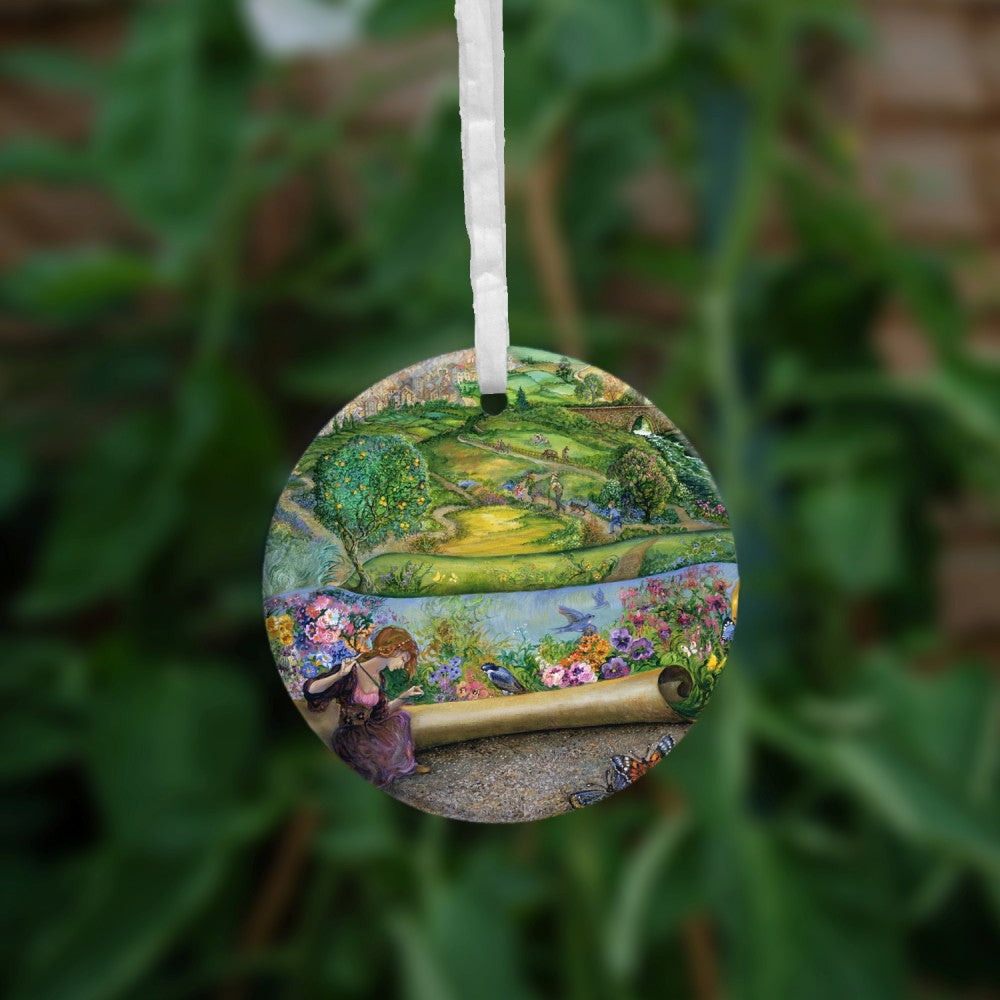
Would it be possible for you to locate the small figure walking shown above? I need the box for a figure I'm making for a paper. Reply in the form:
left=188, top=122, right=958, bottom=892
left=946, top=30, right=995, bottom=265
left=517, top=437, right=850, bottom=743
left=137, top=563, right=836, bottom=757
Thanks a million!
left=561, top=445, right=570, bottom=462
left=608, top=499, right=623, bottom=535
left=552, top=475, right=564, bottom=513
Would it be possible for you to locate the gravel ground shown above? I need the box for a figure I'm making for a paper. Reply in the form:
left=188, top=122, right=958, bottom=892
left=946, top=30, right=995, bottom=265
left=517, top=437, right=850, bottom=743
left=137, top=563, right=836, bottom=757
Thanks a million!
left=387, top=721, right=693, bottom=823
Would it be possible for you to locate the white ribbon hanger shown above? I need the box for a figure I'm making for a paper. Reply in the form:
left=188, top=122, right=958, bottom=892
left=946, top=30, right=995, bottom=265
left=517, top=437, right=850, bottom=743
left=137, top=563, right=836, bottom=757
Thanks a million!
left=455, top=0, right=509, bottom=408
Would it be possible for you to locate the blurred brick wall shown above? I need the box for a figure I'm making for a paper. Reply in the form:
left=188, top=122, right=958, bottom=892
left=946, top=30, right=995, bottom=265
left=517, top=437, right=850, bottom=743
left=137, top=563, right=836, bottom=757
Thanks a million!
left=859, top=1, right=1000, bottom=650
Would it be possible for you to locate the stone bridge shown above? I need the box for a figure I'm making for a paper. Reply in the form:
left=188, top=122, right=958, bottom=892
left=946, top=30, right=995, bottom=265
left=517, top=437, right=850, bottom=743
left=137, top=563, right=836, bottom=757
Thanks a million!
left=564, top=405, right=675, bottom=434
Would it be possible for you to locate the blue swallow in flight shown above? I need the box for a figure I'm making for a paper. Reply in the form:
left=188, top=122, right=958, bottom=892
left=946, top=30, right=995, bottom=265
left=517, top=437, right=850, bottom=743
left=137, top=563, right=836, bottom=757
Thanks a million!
left=554, top=605, right=597, bottom=634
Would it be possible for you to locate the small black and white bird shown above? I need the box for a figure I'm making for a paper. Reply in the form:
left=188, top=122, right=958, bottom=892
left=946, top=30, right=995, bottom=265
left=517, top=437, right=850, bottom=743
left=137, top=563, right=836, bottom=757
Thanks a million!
left=554, top=605, right=597, bottom=634
left=481, top=662, right=527, bottom=695
left=592, top=588, right=609, bottom=610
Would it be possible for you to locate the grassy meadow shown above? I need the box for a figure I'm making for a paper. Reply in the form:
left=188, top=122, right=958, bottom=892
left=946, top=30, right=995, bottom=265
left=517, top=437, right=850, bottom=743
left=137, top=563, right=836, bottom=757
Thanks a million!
left=269, top=362, right=732, bottom=596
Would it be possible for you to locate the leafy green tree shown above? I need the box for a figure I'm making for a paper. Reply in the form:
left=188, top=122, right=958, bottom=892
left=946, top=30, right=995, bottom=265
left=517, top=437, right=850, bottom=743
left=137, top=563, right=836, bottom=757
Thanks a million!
left=607, top=447, right=674, bottom=522
left=555, top=357, right=574, bottom=383
left=314, top=434, right=428, bottom=591
left=595, top=477, right=623, bottom=508
left=515, top=385, right=530, bottom=411
left=573, top=372, right=604, bottom=404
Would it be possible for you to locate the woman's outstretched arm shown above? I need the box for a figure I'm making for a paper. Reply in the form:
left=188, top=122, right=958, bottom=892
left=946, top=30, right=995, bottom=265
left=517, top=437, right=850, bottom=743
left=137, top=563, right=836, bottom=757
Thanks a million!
left=387, top=685, right=423, bottom=713
left=306, top=658, right=355, bottom=694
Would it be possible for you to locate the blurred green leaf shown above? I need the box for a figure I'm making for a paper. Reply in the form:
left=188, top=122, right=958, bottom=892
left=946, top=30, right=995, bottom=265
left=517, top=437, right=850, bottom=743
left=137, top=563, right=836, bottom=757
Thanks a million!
left=18, top=409, right=180, bottom=615
left=0, top=138, right=96, bottom=183
left=798, top=476, right=902, bottom=592
left=542, top=0, right=673, bottom=87
left=88, top=664, right=259, bottom=848
left=0, top=248, right=154, bottom=321
left=13, top=848, right=233, bottom=1000
left=92, top=0, right=255, bottom=252
left=0, top=47, right=105, bottom=93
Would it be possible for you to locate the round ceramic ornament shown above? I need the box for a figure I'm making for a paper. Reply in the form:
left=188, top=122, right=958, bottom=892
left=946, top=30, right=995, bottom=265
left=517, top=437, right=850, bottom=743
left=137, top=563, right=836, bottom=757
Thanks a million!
left=263, top=348, right=739, bottom=821
left=262, top=1, right=738, bottom=821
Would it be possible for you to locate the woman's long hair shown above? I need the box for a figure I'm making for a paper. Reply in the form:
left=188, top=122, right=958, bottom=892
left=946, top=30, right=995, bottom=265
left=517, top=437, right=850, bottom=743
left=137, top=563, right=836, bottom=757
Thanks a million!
left=359, top=626, right=418, bottom=679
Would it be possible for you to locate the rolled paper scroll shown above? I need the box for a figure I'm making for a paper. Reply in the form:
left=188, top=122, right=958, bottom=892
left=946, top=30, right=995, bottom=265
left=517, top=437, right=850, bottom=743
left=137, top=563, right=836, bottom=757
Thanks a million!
left=409, top=667, right=686, bottom=750
left=295, top=666, right=689, bottom=752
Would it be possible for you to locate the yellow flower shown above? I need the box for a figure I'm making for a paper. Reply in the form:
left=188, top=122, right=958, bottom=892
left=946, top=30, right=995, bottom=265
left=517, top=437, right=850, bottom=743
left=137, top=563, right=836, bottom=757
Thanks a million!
left=266, top=614, right=294, bottom=645
left=400, top=522, right=409, bottom=529
left=336, top=503, right=342, bottom=509
left=706, top=654, right=724, bottom=672
left=418, top=498, right=425, bottom=505
left=731, top=580, right=740, bottom=623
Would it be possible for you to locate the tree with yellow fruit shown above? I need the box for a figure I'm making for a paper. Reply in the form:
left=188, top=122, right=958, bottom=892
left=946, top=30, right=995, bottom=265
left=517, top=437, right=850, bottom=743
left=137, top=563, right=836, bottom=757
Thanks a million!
left=313, top=435, right=428, bottom=591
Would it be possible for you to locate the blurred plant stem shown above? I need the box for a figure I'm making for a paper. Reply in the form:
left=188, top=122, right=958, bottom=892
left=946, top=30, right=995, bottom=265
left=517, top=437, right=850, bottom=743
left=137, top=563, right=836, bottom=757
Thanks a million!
left=220, top=804, right=321, bottom=1000
left=524, top=129, right=585, bottom=359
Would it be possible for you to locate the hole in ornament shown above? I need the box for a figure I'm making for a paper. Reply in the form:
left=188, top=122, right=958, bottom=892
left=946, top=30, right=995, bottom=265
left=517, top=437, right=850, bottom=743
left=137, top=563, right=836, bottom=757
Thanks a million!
left=481, top=392, right=508, bottom=415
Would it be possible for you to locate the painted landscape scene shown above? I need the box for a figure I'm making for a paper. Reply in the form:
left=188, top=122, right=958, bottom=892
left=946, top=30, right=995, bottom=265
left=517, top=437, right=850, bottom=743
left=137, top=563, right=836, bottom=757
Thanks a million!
left=263, top=347, right=739, bottom=820
left=264, top=347, right=735, bottom=601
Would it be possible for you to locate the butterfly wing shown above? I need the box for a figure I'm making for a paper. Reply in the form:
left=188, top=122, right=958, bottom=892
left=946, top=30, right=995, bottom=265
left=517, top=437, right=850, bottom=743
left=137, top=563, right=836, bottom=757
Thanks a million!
left=568, top=788, right=609, bottom=809
left=644, top=733, right=677, bottom=768
left=609, top=754, right=649, bottom=790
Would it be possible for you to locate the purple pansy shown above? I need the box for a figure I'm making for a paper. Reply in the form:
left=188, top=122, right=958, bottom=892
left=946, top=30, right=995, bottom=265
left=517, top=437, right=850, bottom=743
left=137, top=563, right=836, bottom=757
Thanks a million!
left=610, top=627, right=633, bottom=653
left=628, top=638, right=654, bottom=660
left=600, top=657, right=631, bottom=680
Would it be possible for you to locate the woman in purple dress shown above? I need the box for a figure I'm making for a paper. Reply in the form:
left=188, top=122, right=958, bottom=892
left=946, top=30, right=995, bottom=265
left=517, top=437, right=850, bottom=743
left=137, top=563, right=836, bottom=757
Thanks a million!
left=302, top=626, right=429, bottom=787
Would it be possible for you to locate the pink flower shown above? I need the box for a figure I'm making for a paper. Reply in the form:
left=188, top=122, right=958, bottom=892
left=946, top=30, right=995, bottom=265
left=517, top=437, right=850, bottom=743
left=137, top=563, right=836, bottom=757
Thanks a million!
left=456, top=679, right=491, bottom=700
left=306, top=595, right=335, bottom=618
left=541, top=663, right=566, bottom=688
left=566, top=661, right=597, bottom=685
left=307, top=607, right=343, bottom=644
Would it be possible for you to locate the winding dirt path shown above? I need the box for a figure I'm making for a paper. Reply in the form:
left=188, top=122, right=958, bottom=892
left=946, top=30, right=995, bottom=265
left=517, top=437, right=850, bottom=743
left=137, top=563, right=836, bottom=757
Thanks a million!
left=457, top=434, right=605, bottom=480
left=612, top=536, right=659, bottom=580
left=430, top=471, right=481, bottom=505
left=426, top=504, right=464, bottom=542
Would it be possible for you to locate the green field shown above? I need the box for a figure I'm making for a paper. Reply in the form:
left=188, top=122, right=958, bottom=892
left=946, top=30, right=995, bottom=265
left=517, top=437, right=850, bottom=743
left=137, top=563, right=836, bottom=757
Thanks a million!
left=276, top=384, right=729, bottom=598
left=437, top=507, right=578, bottom=557
left=354, top=530, right=734, bottom=596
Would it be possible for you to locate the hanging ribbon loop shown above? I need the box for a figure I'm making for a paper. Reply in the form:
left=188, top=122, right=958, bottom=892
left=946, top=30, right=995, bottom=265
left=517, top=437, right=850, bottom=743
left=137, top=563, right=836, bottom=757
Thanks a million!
left=455, top=0, right=509, bottom=400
